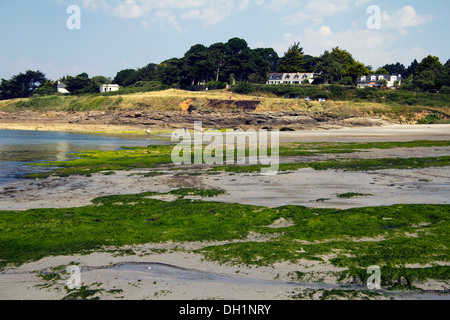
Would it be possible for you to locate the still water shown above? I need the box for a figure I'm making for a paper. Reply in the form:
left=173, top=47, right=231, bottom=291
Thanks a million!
left=0, top=129, right=168, bottom=184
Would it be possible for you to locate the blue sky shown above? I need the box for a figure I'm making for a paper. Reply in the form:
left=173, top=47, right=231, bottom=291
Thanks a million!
left=0, top=0, right=448, bottom=81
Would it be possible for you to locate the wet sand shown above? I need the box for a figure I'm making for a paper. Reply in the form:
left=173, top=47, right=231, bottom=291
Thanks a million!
left=0, top=124, right=449, bottom=300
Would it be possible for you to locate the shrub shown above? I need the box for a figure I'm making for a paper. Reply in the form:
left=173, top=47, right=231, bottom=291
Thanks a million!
left=440, top=86, right=450, bottom=94
left=340, top=76, right=353, bottom=86
left=232, top=82, right=256, bottom=94
left=205, top=81, right=227, bottom=90
left=418, top=112, right=442, bottom=124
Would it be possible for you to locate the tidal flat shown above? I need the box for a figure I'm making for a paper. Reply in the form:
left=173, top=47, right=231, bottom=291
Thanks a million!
left=0, top=128, right=449, bottom=300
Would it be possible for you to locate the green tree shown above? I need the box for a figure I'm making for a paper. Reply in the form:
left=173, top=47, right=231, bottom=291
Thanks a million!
left=315, top=51, right=343, bottom=84
left=254, top=48, right=280, bottom=73
left=414, top=55, right=444, bottom=91
left=278, top=42, right=305, bottom=73
left=382, top=62, right=406, bottom=75
left=415, top=70, right=437, bottom=91
left=374, top=68, right=389, bottom=74
left=399, top=74, right=415, bottom=90
left=226, top=37, right=248, bottom=55
left=405, top=59, right=419, bottom=78
left=64, top=73, right=98, bottom=94
left=207, top=42, right=229, bottom=82
left=331, top=47, right=355, bottom=70
left=35, top=80, right=57, bottom=96
left=156, top=58, right=181, bottom=86
left=113, top=69, right=137, bottom=87
left=135, top=63, right=158, bottom=82
left=180, top=44, right=212, bottom=87
left=227, top=48, right=259, bottom=82
left=346, top=61, right=371, bottom=84
left=303, top=55, right=319, bottom=73
left=340, top=76, right=354, bottom=85
left=0, top=70, right=47, bottom=100
left=378, top=78, right=389, bottom=87
left=441, top=59, right=450, bottom=89
left=91, top=76, right=110, bottom=87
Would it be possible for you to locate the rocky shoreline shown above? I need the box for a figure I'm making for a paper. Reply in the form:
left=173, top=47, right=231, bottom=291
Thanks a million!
left=0, top=110, right=388, bottom=132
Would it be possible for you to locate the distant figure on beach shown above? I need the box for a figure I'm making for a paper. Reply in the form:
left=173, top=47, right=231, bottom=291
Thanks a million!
left=145, top=129, right=151, bottom=138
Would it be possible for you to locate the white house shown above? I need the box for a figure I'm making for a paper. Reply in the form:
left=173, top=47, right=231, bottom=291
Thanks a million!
left=357, top=74, right=401, bottom=89
left=100, top=84, right=120, bottom=93
left=267, top=73, right=315, bottom=85
left=57, top=81, right=69, bottom=94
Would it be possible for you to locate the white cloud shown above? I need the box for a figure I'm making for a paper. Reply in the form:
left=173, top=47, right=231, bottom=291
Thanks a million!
left=179, top=0, right=236, bottom=27
left=154, top=9, right=183, bottom=32
left=282, top=0, right=355, bottom=25
left=382, top=5, right=433, bottom=34
left=113, top=0, right=150, bottom=18
left=81, top=0, right=110, bottom=11
left=355, top=0, right=370, bottom=6
left=263, top=24, right=426, bottom=68
left=78, top=0, right=306, bottom=30
left=77, top=0, right=247, bottom=31
left=238, top=0, right=250, bottom=11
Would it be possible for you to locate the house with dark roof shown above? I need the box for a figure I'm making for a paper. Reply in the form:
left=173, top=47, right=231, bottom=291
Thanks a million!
left=267, top=73, right=315, bottom=85
left=357, top=74, right=401, bottom=89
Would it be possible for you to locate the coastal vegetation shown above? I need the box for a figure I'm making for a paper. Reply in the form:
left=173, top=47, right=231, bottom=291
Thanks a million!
left=1, top=38, right=449, bottom=101
left=0, top=88, right=448, bottom=127
left=0, top=190, right=448, bottom=291
left=1, top=38, right=449, bottom=129
left=0, top=139, right=442, bottom=292
left=25, top=140, right=450, bottom=179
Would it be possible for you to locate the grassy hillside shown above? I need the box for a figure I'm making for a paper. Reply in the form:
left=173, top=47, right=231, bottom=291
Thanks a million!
left=0, top=88, right=449, bottom=124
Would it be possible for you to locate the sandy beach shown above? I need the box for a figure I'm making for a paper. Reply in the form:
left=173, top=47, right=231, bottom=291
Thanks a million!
left=0, top=124, right=449, bottom=300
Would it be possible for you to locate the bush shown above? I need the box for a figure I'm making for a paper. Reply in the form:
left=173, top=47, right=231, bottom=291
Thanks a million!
left=440, top=86, right=450, bottom=94
left=340, top=76, right=353, bottom=86
left=227, top=83, right=450, bottom=107
left=418, top=112, right=442, bottom=124
left=205, top=81, right=227, bottom=90
left=232, top=82, right=256, bottom=94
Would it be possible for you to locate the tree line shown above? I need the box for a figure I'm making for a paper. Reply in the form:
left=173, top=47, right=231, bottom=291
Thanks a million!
left=1, top=37, right=449, bottom=100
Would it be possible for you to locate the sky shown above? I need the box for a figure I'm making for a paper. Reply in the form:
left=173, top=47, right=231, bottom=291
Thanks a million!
left=0, top=0, right=449, bottom=81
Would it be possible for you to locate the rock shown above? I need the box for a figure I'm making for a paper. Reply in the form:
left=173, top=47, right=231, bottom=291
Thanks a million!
left=351, top=277, right=361, bottom=285
left=399, top=276, right=409, bottom=286
left=179, top=99, right=195, bottom=113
